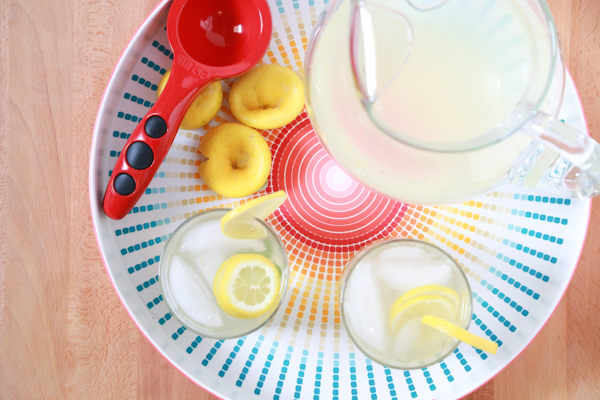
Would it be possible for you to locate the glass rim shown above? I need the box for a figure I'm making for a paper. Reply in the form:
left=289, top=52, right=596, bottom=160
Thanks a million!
left=159, top=208, right=290, bottom=340
left=339, top=238, right=473, bottom=369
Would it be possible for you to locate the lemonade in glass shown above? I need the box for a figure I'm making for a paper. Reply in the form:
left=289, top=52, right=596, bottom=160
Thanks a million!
left=159, top=208, right=289, bottom=339
left=340, top=239, right=473, bottom=369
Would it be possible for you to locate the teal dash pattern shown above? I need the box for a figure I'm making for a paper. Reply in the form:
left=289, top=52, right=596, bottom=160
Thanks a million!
left=332, top=353, right=340, bottom=400
left=439, top=361, right=454, bottom=382
left=237, top=334, right=265, bottom=387
left=312, top=351, right=324, bottom=399
left=422, top=367, right=436, bottom=391
left=499, top=239, right=558, bottom=263
left=145, top=186, right=168, bottom=195
left=479, top=279, right=529, bottom=316
left=254, top=340, right=280, bottom=395
left=383, top=368, right=398, bottom=400
left=116, top=217, right=171, bottom=236
left=151, top=40, right=174, bottom=59
left=117, top=110, right=141, bottom=123
left=364, top=358, right=378, bottom=399
left=119, top=234, right=168, bottom=255
left=348, top=352, right=358, bottom=400
left=500, top=236, right=558, bottom=263
left=403, top=370, right=418, bottom=399
left=506, top=224, right=564, bottom=245
left=474, top=348, right=490, bottom=360
left=131, top=74, right=159, bottom=91
left=509, top=207, right=568, bottom=225
left=136, top=274, right=158, bottom=292
left=109, top=150, right=121, bottom=157
left=453, top=348, right=472, bottom=372
left=186, top=335, right=203, bottom=354
left=473, top=291, right=517, bottom=332
left=202, top=340, right=224, bottom=366
left=146, top=294, right=162, bottom=309
left=171, top=325, right=187, bottom=340
left=495, top=253, right=550, bottom=283
left=130, top=202, right=169, bottom=214
left=487, top=264, right=541, bottom=299
left=512, top=193, right=571, bottom=205
left=127, top=255, right=160, bottom=274
left=294, top=349, right=309, bottom=399
left=140, top=56, right=168, bottom=75
left=274, top=344, right=294, bottom=399
left=218, top=337, right=245, bottom=377
left=472, top=313, right=503, bottom=349
left=274, top=0, right=285, bottom=14
left=112, top=130, right=131, bottom=139
left=124, top=92, right=154, bottom=108
left=158, top=312, right=171, bottom=325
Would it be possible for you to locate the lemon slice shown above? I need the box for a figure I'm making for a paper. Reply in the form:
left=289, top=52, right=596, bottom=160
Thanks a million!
left=390, top=284, right=460, bottom=317
left=213, top=253, right=281, bottom=319
left=422, top=315, right=498, bottom=354
left=390, top=294, right=456, bottom=335
left=221, top=191, right=287, bottom=239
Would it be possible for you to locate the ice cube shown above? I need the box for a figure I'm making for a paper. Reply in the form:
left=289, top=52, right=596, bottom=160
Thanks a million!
left=344, top=260, right=388, bottom=353
left=224, top=238, right=267, bottom=257
left=179, top=218, right=267, bottom=257
left=169, top=256, right=223, bottom=328
left=378, top=245, right=427, bottom=262
left=393, top=317, right=422, bottom=361
left=192, top=252, right=226, bottom=288
left=374, top=257, right=453, bottom=292
left=179, top=219, right=228, bottom=254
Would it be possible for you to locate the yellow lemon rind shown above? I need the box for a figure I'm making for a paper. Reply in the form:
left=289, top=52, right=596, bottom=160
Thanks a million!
left=157, top=69, right=223, bottom=130
left=389, top=295, right=456, bottom=331
left=230, top=64, right=305, bottom=130
left=421, top=315, right=498, bottom=354
left=213, top=253, right=281, bottom=319
left=390, top=284, right=460, bottom=316
left=198, top=123, right=272, bottom=198
left=220, top=191, right=287, bottom=239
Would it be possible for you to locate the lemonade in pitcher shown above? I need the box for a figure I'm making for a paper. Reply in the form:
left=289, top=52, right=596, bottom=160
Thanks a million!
left=306, top=0, right=562, bottom=204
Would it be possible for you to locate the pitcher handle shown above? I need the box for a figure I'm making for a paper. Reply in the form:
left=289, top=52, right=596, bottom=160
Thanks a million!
left=524, top=111, right=600, bottom=198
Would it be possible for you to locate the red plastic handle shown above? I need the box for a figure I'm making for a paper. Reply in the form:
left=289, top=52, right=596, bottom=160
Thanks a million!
left=103, top=64, right=212, bottom=219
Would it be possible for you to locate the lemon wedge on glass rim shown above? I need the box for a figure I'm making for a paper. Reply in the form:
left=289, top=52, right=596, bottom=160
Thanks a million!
left=221, top=190, right=288, bottom=239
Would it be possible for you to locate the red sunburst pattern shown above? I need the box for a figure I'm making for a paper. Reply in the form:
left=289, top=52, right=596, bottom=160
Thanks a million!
left=267, top=112, right=407, bottom=254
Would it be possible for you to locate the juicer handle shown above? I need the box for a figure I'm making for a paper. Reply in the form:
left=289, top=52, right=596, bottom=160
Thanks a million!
left=525, top=111, right=600, bottom=198
left=103, top=66, right=211, bottom=220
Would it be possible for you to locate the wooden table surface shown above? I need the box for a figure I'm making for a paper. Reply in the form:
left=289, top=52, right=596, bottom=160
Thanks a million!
left=1, top=0, right=599, bottom=399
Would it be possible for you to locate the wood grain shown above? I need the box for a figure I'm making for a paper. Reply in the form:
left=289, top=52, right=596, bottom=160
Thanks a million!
left=0, top=0, right=599, bottom=399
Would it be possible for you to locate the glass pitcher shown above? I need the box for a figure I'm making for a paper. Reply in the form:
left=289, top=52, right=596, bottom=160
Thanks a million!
left=305, top=0, right=599, bottom=205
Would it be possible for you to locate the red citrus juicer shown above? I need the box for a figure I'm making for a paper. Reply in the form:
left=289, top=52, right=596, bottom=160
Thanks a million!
left=103, top=0, right=272, bottom=220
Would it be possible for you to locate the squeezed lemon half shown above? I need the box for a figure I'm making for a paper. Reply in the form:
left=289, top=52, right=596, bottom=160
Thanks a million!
left=213, top=253, right=281, bottom=319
